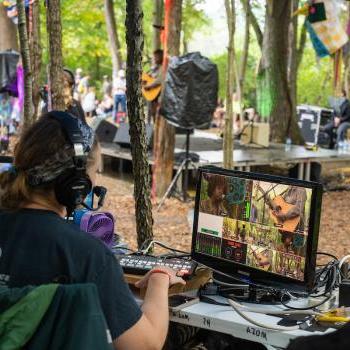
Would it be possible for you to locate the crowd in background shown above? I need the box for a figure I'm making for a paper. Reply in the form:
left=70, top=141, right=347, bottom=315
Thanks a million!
left=73, top=68, right=127, bottom=124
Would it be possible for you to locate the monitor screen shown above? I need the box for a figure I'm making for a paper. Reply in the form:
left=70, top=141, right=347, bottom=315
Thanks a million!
left=191, top=166, right=323, bottom=292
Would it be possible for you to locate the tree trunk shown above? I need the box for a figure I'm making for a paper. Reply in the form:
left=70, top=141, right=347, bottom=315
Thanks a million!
left=296, top=18, right=307, bottom=71
left=243, top=0, right=262, bottom=49
left=288, top=0, right=298, bottom=132
left=46, top=0, right=65, bottom=110
left=224, top=0, right=236, bottom=169
left=239, top=0, right=250, bottom=95
left=17, top=0, right=34, bottom=129
left=30, top=0, right=42, bottom=120
left=260, top=0, right=302, bottom=143
left=0, top=4, right=18, bottom=50
left=153, top=0, right=182, bottom=198
left=105, top=0, right=123, bottom=81
left=125, top=0, right=154, bottom=248
left=183, top=37, right=188, bottom=54
left=152, top=0, right=163, bottom=51
left=343, top=3, right=350, bottom=94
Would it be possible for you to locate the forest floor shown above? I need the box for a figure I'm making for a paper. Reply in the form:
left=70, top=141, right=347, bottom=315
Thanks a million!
left=98, top=164, right=350, bottom=263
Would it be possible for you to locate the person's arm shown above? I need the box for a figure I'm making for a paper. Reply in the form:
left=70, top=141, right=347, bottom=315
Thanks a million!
left=144, top=68, right=163, bottom=90
left=275, top=190, right=306, bottom=221
left=114, top=267, right=185, bottom=350
left=339, top=102, right=350, bottom=123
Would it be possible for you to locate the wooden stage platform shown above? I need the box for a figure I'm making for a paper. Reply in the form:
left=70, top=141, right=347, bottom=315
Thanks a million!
left=100, top=130, right=350, bottom=181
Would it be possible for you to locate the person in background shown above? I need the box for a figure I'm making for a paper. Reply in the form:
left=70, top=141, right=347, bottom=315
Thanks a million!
left=144, top=49, right=164, bottom=124
left=78, top=74, right=90, bottom=101
left=97, top=91, right=114, bottom=117
left=323, top=89, right=350, bottom=148
left=63, top=69, right=86, bottom=123
left=74, top=68, right=83, bottom=100
left=102, top=75, right=112, bottom=97
left=0, top=112, right=186, bottom=350
left=113, top=69, right=127, bottom=124
left=82, top=86, right=97, bottom=118
left=212, top=98, right=225, bottom=129
left=40, top=68, right=86, bottom=123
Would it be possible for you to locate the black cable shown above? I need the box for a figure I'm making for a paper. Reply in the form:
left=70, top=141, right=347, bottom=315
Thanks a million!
left=150, top=241, right=190, bottom=255
left=280, top=292, right=333, bottom=311
left=316, top=252, right=339, bottom=260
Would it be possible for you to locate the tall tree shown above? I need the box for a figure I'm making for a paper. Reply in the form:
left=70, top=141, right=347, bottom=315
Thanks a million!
left=243, top=0, right=262, bottom=49
left=153, top=0, right=183, bottom=197
left=105, top=0, right=123, bottom=80
left=344, top=3, right=350, bottom=94
left=125, top=0, right=154, bottom=248
left=0, top=4, right=18, bottom=51
left=17, top=0, right=34, bottom=128
left=224, top=0, right=236, bottom=169
left=152, top=0, right=163, bottom=51
left=30, top=0, right=42, bottom=120
left=259, top=0, right=302, bottom=143
left=239, top=0, right=250, bottom=95
left=46, top=0, right=65, bottom=110
left=288, top=0, right=299, bottom=129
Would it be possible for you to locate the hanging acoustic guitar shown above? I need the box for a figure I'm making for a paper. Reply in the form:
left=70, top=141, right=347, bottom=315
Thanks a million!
left=255, top=184, right=300, bottom=233
left=141, top=73, right=162, bottom=102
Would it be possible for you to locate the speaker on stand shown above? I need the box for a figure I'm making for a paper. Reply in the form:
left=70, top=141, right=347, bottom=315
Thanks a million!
left=156, top=52, right=218, bottom=209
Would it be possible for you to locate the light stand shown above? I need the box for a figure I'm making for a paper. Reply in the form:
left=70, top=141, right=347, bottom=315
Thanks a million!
left=157, top=128, right=196, bottom=211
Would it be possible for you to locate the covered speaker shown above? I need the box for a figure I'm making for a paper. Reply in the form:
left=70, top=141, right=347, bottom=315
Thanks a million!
left=114, top=123, right=153, bottom=149
left=160, top=52, right=218, bottom=130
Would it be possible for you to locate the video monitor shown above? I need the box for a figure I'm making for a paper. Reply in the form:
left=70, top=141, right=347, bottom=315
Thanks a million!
left=191, top=166, right=323, bottom=292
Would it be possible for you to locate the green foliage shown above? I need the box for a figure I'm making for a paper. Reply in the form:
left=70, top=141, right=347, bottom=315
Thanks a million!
left=182, top=0, right=211, bottom=47
left=297, top=44, right=333, bottom=108
left=211, top=50, right=257, bottom=109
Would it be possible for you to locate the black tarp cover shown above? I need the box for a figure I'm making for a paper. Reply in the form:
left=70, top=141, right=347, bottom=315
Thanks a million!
left=0, top=50, right=19, bottom=90
left=160, top=52, right=218, bottom=130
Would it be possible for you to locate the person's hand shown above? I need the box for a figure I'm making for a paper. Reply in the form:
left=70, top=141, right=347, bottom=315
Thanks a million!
left=273, top=210, right=286, bottom=222
left=134, top=266, right=186, bottom=289
left=334, top=117, right=341, bottom=127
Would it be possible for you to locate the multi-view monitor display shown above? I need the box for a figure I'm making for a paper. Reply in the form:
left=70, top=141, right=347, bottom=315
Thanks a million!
left=194, top=171, right=314, bottom=282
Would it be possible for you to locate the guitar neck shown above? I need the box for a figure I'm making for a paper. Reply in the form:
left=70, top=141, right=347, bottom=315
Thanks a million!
left=255, top=185, right=274, bottom=209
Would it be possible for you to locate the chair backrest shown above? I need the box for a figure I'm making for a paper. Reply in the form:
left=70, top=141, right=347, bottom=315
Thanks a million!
left=0, top=284, right=113, bottom=350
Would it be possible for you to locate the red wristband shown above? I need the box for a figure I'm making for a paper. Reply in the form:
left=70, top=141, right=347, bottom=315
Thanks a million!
left=149, top=269, right=171, bottom=282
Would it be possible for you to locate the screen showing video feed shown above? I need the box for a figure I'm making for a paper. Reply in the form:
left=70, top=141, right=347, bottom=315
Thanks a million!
left=195, top=172, right=313, bottom=281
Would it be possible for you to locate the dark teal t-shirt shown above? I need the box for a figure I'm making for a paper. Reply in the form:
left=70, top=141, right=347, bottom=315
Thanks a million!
left=0, top=208, right=142, bottom=340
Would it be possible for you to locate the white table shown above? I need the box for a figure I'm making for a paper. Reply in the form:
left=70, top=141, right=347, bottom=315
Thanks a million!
left=168, top=295, right=337, bottom=349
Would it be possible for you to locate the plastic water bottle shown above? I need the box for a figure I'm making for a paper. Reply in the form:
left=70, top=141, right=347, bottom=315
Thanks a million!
left=338, top=140, right=344, bottom=154
left=285, top=137, right=292, bottom=152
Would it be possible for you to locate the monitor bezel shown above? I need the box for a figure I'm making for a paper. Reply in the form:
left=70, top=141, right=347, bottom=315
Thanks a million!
left=191, top=166, right=323, bottom=293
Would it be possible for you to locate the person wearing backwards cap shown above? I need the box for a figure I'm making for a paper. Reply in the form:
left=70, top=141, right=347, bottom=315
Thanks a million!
left=0, top=111, right=185, bottom=350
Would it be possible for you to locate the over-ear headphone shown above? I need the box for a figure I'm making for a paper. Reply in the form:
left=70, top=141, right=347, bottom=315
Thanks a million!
left=47, top=111, right=92, bottom=214
left=63, top=68, right=76, bottom=90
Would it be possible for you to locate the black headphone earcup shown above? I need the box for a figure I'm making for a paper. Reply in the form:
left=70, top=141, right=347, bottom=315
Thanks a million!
left=54, top=170, right=92, bottom=211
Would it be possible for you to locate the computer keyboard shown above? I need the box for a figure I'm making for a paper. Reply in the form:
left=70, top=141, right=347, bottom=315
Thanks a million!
left=116, top=254, right=197, bottom=277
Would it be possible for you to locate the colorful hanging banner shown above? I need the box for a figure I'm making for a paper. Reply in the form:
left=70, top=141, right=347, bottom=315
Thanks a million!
left=301, top=0, right=348, bottom=57
left=2, top=0, right=35, bottom=24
